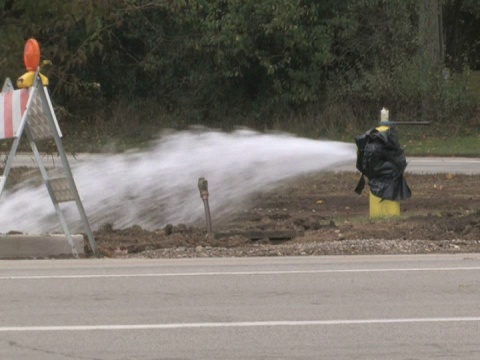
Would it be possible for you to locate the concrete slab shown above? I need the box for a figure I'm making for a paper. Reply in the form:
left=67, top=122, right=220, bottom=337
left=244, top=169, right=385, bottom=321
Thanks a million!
left=0, top=234, right=84, bottom=259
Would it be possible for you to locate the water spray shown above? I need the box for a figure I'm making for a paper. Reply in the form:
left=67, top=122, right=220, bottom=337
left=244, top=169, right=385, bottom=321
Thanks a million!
left=0, top=129, right=357, bottom=233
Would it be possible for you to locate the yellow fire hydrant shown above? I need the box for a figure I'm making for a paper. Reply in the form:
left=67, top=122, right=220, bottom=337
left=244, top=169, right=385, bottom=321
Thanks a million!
left=355, top=108, right=411, bottom=218
left=369, top=109, right=401, bottom=217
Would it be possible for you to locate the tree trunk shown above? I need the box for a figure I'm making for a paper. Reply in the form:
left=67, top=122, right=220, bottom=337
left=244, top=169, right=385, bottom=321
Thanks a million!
left=419, top=0, right=444, bottom=122
left=419, top=0, right=444, bottom=64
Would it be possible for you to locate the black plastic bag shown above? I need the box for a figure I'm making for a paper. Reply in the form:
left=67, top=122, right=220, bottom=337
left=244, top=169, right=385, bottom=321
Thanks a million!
left=354, top=127, right=411, bottom=201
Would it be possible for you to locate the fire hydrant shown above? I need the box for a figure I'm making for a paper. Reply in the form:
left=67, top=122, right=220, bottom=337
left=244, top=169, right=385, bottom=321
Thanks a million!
left=354, top=108, right=411, bottom=218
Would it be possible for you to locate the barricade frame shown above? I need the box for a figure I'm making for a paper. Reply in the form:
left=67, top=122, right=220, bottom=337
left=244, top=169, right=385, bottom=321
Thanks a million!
left=0, top=70, right=98, bottom=257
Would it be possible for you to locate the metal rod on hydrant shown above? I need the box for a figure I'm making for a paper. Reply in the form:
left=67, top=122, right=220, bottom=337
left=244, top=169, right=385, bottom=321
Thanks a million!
left=198, top=177, right=213, bottom=235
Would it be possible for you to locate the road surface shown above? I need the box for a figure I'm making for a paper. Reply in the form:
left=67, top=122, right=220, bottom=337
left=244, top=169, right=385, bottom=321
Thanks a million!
left=334, top=156, right=480, bottom=174
left=1, top=254, right=480, bottom=359
left=4, top=153, right=480, bottom=174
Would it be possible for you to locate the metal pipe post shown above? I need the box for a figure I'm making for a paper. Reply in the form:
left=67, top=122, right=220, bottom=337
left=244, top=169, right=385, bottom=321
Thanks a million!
left=198, top=177, right=213, bottom=235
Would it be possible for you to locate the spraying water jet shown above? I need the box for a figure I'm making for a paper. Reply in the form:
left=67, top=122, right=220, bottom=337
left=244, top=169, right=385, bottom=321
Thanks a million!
left=0, top=129, right=357, bottom=233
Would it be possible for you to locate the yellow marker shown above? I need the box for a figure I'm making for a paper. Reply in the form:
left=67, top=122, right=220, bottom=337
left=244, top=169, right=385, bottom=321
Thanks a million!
left=17, top=71, right=49, bottom=88
left=370, top=107, right=400, bottom=218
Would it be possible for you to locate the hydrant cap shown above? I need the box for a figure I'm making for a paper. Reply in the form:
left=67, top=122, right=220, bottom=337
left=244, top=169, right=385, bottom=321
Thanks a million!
left=380, top=107, right=389, bottom=122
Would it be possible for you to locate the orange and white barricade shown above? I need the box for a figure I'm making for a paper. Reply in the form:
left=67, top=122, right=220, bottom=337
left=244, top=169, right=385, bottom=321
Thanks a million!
left=0, top=72, right=98, bottom=257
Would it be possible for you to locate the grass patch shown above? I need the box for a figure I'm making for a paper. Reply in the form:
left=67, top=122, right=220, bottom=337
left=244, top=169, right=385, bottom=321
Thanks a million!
left=25, top=94, right=479, bottom=157
left=402, top=132, right=480, bottom=157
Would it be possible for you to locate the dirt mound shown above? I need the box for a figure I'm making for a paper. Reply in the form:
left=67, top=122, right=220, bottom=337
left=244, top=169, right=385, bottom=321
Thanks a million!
left=91, top=172, right=480, bottom=258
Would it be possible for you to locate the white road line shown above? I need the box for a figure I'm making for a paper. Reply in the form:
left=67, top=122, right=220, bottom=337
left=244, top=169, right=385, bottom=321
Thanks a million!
left=1, top=266, right=480, bottom=280
left=2, top=317, right=480, bottom=332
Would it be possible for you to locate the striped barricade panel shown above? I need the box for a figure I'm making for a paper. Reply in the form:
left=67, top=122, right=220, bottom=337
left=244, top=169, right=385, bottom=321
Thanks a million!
left=0, top=89, right=29, bottom=140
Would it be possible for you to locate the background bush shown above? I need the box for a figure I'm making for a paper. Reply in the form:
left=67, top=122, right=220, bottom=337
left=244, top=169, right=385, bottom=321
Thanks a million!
left=1, top=0, right=479, bottom=144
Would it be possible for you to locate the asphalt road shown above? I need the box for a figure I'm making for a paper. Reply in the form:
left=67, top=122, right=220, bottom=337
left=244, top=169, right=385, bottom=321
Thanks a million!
left=5, top=153, right=480, bottom=174
left=334, top=156, right=480, bottom=174
left=1, top=254, right=480, bottom=359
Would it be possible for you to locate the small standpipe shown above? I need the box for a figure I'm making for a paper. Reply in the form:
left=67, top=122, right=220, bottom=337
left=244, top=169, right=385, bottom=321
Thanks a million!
left=380, top=107, right=389, bottom=124
left=198, top=177, right=213, bottom=235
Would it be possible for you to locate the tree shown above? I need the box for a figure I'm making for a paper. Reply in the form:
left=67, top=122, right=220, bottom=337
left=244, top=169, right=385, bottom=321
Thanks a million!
left=419, top=0, right=443, bottom=65
left=444, top=0, right=480, bottom=70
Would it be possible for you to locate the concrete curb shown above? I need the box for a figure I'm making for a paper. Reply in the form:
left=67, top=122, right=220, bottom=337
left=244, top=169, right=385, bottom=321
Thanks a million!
left=0, top=234, right=85, bottom=259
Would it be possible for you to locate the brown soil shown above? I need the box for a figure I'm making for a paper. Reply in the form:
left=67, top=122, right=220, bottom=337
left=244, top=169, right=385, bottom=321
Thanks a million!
left=92, top=172, right=480, bottom=258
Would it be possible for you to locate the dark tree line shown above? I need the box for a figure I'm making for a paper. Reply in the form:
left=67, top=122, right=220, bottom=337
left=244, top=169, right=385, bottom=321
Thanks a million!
left=1, top=0, right=479, bottom=131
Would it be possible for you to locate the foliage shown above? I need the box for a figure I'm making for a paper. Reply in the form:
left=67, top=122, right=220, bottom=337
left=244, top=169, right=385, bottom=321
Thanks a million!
left=326, top=0, right=420, bottom=114
left=444, top=0, right=480, bottom=71
left=1, top=0, right=479, bottom=139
